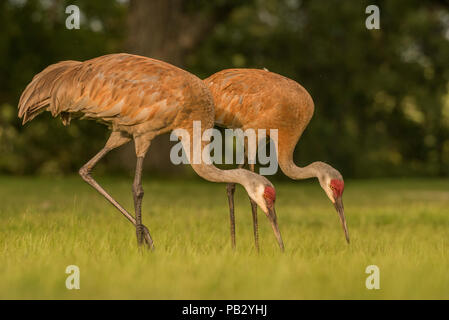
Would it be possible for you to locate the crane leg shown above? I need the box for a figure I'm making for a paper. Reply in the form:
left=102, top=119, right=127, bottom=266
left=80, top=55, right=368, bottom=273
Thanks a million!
left=226, top=183, right=236, bottom=250
left=248, top=163, right=259, bottom=252
left=79, top=131, right=153, bottom=249
left=133, top=155, right=154, bottom=250
left=226, top=162, right=246, bottom=250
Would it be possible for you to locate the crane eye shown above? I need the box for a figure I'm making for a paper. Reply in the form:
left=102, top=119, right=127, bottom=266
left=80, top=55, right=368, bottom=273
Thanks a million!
left=330, top=185, right=335, bottom=190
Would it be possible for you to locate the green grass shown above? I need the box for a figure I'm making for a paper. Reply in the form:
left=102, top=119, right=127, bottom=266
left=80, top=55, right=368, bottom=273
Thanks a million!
left=1, top=176, right=449, bottom=299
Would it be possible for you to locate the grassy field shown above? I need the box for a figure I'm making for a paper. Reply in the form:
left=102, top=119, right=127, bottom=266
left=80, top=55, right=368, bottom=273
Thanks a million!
left=1, top=175, right=449, bottom=299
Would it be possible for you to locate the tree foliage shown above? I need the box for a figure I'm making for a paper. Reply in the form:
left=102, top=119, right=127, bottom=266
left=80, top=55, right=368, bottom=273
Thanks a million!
left=0, top=0, right=448, bottom=178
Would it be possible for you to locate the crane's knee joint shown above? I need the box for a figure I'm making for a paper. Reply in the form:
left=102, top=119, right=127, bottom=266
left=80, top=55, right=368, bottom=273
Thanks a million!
left=78, top=166, right=91, bottom=179
left=132, top=183, right=144, bottom=199
left=226, top=183, right=236, bottom=195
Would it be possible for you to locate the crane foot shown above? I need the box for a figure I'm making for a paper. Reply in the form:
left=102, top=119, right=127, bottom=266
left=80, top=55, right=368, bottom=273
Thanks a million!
left=136, top=224, right=155, bottom=251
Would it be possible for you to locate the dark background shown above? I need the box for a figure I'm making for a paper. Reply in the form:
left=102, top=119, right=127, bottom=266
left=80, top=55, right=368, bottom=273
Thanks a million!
left=1, top=0, right=448, bottom=179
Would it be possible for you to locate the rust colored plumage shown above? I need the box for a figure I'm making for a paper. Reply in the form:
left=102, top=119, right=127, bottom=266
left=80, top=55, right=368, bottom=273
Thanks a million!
left=19, top=54, right=214, bottom=142
left=204, top=68, right=350, bottom=245
left=204, top=68, right=314, bottom=166
left=18, top=54, right=285, bottom=251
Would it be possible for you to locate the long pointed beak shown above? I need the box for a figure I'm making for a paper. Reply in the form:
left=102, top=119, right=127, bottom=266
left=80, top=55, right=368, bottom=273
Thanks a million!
left=334, top=196, right=350, bottom=244
left=267, top=206, right=285, bottom=252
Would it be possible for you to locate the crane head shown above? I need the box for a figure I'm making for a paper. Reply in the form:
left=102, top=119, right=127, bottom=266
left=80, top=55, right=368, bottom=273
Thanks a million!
left=244, top=178, right=284, bottom=251
left=318, top=169, right=350, bottom=244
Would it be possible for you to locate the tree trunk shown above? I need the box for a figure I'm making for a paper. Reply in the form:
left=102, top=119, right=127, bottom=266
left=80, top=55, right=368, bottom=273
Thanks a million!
left=111, top=0, right=205, bottom=174
left=110, top=0, right=234, bottom=174
left=126, top=0, right=214, bottom=67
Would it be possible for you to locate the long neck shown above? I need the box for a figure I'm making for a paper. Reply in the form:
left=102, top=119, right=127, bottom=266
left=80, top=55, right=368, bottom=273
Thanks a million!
left=178, top=125, right=254, bottom=186
left=278, top=146, right=322, bottom=180
left=190, top=163, right=251, bottom=185
left=281, top=160, right=322, bottom=180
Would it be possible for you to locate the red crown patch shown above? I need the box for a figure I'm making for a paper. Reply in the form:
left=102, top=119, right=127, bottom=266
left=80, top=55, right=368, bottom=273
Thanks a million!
left=263, top=186, right=276, bottom=206
left=330, top=179, right=344, bottom=197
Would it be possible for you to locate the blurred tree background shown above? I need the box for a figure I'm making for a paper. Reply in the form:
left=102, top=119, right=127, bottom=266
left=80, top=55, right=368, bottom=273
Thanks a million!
left=0, top=0, right=448, bottom=178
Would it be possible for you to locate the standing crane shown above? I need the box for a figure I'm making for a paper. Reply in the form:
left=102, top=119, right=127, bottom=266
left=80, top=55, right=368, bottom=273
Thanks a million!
left=204, top=68, right=349, bottom=251
left=18, top=54, right=284, bottom=251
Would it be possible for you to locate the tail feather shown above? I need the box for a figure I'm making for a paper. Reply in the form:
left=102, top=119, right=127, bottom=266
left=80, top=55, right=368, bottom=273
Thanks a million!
left=18, top=60, right=80, bottom=124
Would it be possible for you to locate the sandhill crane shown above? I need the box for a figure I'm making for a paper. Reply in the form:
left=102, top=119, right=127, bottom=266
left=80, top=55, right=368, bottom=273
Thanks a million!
left=18, top=54, right=284, bottom=251
left=204, top=68, right=349, bottom=251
